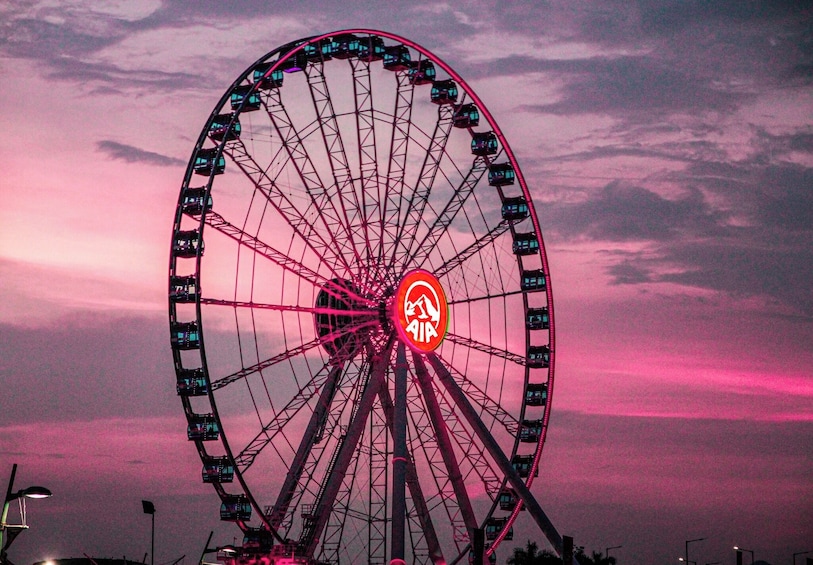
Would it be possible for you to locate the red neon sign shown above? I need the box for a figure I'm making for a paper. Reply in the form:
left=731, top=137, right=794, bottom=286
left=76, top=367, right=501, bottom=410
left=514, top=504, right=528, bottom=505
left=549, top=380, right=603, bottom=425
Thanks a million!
left=394, top=269, right=448, bottom=352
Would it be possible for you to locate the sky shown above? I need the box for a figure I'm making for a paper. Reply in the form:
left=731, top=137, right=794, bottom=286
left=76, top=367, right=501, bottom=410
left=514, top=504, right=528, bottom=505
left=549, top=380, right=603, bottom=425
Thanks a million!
left=1, top=1, right=812, bottom=564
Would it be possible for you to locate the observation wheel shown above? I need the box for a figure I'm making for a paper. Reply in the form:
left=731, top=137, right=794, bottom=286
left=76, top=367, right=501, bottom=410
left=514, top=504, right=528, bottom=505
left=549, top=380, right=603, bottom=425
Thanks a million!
left=168, top=29, right=560, bottom=565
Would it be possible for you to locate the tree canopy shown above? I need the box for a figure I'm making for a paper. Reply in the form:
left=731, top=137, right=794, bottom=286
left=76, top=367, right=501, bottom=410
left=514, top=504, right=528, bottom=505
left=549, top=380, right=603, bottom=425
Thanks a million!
left=506, top=541, right=618, bottom=565
left=507, top=540, right=563, bottom=565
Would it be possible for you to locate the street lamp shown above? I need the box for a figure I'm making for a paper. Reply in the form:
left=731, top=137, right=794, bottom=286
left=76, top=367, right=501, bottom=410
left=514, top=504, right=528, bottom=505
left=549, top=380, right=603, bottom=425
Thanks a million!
left=679, top=558, right=697, bottom=565
left=793, top=551, right=813, bottom=565
left=734, top=546, right=755, bottom=565
left=606, top=546, right=622, bottom=559
left=1, top=464, right=52, bottom=564
left=199, top=531, right=240, bottom=565
left=686, top=538, right=707, bottom=565
left=142, top=500, right=156, bottom=565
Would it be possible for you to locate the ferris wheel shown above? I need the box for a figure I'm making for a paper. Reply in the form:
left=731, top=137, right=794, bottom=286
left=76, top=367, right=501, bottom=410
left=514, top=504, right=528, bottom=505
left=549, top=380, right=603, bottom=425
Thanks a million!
left=169, top=29, right=560, bottom=565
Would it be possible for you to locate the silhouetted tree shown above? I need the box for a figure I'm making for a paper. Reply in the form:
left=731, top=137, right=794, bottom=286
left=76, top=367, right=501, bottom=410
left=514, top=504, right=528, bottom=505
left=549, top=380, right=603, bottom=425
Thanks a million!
left=507, top=540, right=562, bottom=565
left=574, top=549, right=617, bottom=565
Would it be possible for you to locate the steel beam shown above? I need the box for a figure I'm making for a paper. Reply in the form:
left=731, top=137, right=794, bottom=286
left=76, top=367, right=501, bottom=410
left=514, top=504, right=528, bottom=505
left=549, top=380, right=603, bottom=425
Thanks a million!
left=301, top=346, right=391, bottom=555
left=391, top=342, right=408, bottom=563
left=268, top=364, right=344, bottom=528
left=427, top=353, right=563, bottom=556
left=413, top=353, right=479, bottom=536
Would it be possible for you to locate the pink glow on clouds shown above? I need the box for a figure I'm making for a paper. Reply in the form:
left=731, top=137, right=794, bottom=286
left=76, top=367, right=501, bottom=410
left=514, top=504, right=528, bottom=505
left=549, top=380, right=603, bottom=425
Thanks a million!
left=0, top=418, right=199, bottom=494
left=0, top=259, right=167, bottom=326
left=0, top=417, right=234, bottom=562
left=1, top=3, right=811, bottom=565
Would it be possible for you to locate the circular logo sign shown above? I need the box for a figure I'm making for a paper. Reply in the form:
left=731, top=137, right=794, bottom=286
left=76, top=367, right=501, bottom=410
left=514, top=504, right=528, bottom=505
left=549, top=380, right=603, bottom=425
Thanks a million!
left=394, top=269, right=448, bottom=352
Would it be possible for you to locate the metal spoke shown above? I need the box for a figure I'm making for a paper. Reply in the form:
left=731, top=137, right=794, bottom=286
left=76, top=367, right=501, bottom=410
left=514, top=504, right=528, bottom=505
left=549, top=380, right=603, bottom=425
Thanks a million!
left=349, top=58, right=379, bottom=281
left=316, top=357, right=373, bottom=560
left=210, top=321, right=374, bottom=392
left=304, top=61, right=366, bottom=272
left=404, top=363, right=466, bottom=550
left=448, top=289, right=525, bottom=305
left=430, top=373, right=505, bottom=502
left=203, top=210, right=373, bottom=306
left=390, top=104, right=456, bottom=276
left=284, top=358, right=371, bottom=538
left=220, top=137, right=349, bottom=279
left=263, top=86, right=359, bottom=277
left=322, top=432, right=364, bottom=563
left=366, top=386, right=389, bottom=564
left=379, top=70, right=416, bottom=276
left=200, top=297, right=377, bottom=319
left=443, top=332, right=527, bottom=366
left=232, top=363, right=333, bottom=470
left=433, top=220, right=511, bottom=279
left=406, top=153, right=496, bottom=274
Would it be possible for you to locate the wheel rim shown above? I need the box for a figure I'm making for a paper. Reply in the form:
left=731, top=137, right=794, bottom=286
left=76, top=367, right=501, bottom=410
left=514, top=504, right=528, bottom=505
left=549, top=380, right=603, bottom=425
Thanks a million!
left=169, top=29, right=557, bottom=565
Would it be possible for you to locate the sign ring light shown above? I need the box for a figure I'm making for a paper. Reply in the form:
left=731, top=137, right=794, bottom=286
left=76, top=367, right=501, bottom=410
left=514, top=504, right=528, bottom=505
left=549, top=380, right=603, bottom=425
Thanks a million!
left=393, top=269, right=449, bottom=353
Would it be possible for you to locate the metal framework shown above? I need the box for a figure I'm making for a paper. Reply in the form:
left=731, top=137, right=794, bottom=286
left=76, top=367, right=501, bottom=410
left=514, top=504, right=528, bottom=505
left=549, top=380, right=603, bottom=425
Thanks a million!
left=169, top=29, right=558, bottom=565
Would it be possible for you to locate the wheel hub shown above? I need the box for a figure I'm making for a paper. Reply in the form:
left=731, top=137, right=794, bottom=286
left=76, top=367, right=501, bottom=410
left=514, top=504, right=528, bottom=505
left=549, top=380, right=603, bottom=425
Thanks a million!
left=314, top=279, right=363, bottom=360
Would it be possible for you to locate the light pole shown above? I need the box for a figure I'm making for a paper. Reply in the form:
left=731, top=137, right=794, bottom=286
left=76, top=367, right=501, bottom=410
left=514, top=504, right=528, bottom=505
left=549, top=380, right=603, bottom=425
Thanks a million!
left=686, top=538, right=707, bottom=565
left=734, top=546, right=755, bottom=565
left=606, top=545, right=622, bottom=560
left=793, top=551, right=813, bottom=565
left=199, top=531, right=240, bottom=565
left=1, top=464, right=52, bottom=564
left=679, top=558, right=697, bottom=565
left=142, top=500, right=156, bottom=565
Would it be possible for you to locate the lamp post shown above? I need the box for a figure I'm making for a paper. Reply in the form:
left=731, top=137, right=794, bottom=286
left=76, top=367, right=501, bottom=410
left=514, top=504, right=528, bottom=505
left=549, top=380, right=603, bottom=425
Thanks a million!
left=199, top=531, right=240, bottom=565
left=679, top=558, right=697, bottom=565
left=1, top=464, right=52, bottom=564
left=793, top=551, right=813, bottom=565
left=686, top=538, right=707, bottom=565
left=606, top=545, right=622, bottom=560
left=142, top=500, right=156, bottom=565
left=734, top=546, right=755, bottom=565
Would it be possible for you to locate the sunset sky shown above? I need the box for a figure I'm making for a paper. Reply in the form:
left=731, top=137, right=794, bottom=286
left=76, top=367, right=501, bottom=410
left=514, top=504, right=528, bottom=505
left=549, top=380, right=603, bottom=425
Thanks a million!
left=1, top=1, right=811, bottom=565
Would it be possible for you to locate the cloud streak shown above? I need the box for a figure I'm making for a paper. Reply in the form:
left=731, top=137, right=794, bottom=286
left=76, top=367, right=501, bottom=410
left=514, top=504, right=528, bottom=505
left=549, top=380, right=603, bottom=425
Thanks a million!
left=97, top=140, right=185, bottom=166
